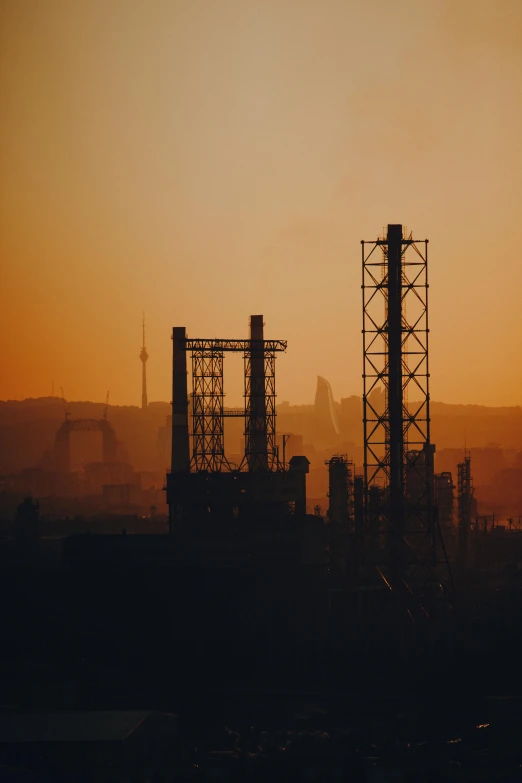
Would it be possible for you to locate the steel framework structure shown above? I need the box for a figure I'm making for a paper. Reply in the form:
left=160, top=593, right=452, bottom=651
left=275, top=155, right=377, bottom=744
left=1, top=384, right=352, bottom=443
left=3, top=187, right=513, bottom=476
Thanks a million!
left=184, top=338, right=286, bottom=472
left=362, top=225, right=447, bottom=581
left=242, top=348, right=278, bottom=472
left=185, top=339, right=286, bottom=353
left=191, top=348, right=228, bottom=471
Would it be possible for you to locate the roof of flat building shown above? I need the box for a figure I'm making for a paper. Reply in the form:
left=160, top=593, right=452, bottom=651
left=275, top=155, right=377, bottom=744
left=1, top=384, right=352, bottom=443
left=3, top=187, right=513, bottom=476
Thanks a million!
left=0, top=711, right=175, bottom=744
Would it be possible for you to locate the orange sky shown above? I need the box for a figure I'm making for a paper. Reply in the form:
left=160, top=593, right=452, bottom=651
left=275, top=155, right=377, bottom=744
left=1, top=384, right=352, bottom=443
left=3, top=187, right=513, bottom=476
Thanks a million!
left=1, top=0, right=521, bottom=408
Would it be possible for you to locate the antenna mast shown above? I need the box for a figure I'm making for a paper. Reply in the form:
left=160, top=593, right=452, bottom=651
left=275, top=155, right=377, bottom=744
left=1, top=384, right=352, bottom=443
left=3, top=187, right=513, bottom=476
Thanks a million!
left=140, top=313, right=149, bottom=410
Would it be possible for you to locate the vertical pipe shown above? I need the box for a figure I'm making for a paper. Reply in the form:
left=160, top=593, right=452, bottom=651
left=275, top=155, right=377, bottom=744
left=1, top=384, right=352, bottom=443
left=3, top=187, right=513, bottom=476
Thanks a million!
left=171, top=327, right=190, bottom=473
left=247, top=315, right=268, bottom=472
left=387, top=224, right=404, bottom=567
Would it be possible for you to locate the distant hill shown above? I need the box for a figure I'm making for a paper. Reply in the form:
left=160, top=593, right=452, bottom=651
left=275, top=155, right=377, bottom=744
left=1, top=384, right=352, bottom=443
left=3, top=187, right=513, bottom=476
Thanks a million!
left=0, top=396, right=520, bottom=475
left=429, top=402, right=522, bottom=450
left=0, top=397, right=171, bottom=474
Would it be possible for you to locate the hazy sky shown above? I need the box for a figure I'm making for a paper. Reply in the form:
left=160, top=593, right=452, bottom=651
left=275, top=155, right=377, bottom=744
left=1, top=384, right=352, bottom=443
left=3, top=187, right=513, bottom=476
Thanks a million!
left=1, top=0, right=521, bottom=407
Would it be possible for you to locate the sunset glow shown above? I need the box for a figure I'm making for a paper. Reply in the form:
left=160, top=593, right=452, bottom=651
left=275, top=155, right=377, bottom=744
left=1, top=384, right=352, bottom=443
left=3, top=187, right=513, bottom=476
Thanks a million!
left=1, top=0, right=521, bottom=406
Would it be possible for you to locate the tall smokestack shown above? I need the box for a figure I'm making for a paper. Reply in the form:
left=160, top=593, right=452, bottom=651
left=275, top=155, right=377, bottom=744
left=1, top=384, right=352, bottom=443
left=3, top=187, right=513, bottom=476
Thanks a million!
left=171, top=327, right=190, bottom=473
left=387, top=224, right=405, bottom=565
left=246, top=315, right=268, bottom=472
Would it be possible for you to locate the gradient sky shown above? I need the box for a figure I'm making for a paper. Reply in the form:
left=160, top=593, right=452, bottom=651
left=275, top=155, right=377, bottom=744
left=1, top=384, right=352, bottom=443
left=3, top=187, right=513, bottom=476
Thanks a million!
left=1, top=0, right=521, bottom=407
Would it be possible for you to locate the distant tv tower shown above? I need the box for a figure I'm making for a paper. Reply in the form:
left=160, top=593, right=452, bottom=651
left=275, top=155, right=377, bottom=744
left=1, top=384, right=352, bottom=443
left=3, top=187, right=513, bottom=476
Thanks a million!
left=140, top=314, right=148, bottom=410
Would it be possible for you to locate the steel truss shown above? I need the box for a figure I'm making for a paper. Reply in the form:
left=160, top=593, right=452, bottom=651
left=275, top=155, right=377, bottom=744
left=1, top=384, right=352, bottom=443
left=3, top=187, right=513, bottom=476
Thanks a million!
left=185, top=338, right=285, bottom=472
left=191, top=348, right=230, bottom=471
left=362, top=226, right=449, bottom=588
left=186, top=339, right=286, bottom=353
left=242, top=348, right=278, bottom=472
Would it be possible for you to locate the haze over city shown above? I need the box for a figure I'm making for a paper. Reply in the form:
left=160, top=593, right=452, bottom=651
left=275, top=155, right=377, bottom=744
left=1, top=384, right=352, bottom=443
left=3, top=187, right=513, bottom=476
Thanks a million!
left=1, top=0, right=522, bottom=407
left=3, top=2, right=522, bottom=780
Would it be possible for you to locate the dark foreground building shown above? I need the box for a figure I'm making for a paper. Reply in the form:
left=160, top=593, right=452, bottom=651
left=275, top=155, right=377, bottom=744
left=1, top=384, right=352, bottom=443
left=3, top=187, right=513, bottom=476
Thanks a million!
left=0, top=711, right=178, bottom=782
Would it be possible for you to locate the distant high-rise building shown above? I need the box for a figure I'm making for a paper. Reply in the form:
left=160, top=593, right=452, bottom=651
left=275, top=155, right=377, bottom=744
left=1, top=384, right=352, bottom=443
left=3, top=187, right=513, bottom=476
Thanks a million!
left=140, top=315, right=148, bottom=410
left=314, top=376, right=340, bottom=441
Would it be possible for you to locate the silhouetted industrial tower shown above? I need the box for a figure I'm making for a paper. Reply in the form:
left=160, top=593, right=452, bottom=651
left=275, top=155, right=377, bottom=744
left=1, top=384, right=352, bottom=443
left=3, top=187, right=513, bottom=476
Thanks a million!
left=169, top=316, right=286, bottom=473
left=244, top=315, right=278, bottom=472
left=362, top=225, right=448, bottom=587
left=167, top=317, right=303, bottom=531
left=140, top=315, right=148, bottom=410
left=326, top=455, right=354, bottom=526
left=457, top=451, right=473, bottom=568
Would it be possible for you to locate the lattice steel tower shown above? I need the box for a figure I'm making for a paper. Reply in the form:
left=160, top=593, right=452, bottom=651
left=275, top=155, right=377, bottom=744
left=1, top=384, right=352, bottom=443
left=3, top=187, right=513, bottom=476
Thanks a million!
left=171, top=317, right=286, bottom=473
left=362, top=225, right=446, bottom=582
left=191, top=344, right=227, bottom=471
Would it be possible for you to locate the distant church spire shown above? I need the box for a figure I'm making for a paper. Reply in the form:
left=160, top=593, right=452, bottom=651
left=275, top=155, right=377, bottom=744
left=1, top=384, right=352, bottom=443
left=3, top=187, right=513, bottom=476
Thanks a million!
left=140, top=313, right=148, bottom=410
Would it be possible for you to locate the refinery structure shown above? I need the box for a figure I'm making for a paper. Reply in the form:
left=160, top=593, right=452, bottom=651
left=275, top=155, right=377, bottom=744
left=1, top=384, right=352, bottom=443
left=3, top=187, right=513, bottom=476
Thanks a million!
left=158, top=226, right=515, bottom=583
left=7, top=223, right=512, bottom=592
left=160, top=224, right=498, bottom=617
left=166, top=316, right=309, bottom=530
left=4, top=223, right=522, bottom=776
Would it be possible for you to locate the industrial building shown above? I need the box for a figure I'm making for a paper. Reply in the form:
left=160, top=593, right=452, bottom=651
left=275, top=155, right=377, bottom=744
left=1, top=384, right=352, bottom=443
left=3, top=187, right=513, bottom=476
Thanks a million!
left=166, top=315, right=310, bottom=530
left=4, top=223, right=522, bottom=779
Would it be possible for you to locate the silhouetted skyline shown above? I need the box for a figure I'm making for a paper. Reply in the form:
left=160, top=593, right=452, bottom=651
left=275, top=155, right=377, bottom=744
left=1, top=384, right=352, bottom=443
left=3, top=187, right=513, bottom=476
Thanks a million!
left=2, top=6, right=522, bottom=779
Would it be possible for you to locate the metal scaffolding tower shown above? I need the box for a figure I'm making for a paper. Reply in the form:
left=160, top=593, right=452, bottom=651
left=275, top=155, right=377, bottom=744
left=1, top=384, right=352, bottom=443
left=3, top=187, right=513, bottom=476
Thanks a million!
left=362, top=224, right=447, bottom=584
left=191, top=346, right=227, bottom=472
left=172, top=324, right=286, bottom=473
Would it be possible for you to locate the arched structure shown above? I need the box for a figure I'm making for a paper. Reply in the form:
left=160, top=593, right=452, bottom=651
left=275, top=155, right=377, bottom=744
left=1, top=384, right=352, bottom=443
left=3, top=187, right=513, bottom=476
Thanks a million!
left=54, top=419, right=117, bottom=473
